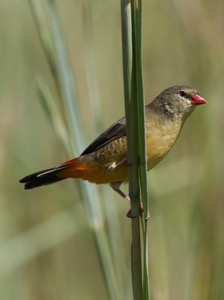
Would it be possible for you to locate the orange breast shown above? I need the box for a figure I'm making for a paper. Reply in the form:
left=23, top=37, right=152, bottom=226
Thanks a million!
left=60, top=157, right=129, bottom=184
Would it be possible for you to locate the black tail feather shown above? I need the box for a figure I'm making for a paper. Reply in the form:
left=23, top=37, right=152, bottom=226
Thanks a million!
left=19, top=165, right=69, bottom=189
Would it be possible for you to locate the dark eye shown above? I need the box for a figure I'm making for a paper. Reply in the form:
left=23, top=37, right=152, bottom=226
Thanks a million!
left=179, top=90, right=187, bottom=97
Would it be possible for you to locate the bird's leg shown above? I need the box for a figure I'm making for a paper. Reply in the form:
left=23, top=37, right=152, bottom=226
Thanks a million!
left=110, top=182, right=130, bottom=204
left=110, top=182, right=141, bottom=218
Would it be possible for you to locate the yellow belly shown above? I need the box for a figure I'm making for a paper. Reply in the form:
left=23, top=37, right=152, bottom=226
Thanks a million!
left=146, top=117, right=181, bottom=169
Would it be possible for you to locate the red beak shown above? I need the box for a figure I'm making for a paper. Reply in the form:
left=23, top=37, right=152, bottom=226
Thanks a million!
left=191, top=94, right=207, bottom=105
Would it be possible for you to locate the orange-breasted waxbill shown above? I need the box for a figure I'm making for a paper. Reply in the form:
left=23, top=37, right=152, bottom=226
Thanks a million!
left=20, top=85, right=207, bottom=203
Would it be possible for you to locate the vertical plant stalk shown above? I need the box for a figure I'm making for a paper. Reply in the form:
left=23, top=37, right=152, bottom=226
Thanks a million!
left=121, top=0, right=150, bottom=299
left=132, top=2, right=150, bottom=299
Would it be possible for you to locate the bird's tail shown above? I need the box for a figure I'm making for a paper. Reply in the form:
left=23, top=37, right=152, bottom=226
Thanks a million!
left=19, top=158, right=79, bottom=189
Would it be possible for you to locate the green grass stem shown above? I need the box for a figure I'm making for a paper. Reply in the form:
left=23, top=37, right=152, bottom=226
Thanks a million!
left=121, top=0, right=150, bottom=299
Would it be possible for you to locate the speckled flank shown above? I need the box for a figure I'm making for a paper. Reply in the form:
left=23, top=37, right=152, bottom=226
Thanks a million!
left=94, top=137, right=127, bottom=165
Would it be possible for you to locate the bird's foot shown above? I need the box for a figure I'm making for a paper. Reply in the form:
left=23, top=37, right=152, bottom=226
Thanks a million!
left=109, top=182, right=150, bottom=219
left=126, top=203, right=150, bottom=219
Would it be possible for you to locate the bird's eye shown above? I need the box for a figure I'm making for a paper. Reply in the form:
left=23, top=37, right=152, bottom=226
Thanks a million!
left=179, top=90, right=187, bottom=97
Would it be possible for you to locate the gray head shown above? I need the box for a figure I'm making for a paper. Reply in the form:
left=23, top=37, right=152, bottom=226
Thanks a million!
left=150, top=85, right=207, bottom=122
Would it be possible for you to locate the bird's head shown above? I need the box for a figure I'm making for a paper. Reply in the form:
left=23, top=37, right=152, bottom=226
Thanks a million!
left=152, top=85, right=207, bottom=122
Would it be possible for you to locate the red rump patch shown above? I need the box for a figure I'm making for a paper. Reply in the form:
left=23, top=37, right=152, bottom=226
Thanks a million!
left=61, top=158, right=78, bottom=166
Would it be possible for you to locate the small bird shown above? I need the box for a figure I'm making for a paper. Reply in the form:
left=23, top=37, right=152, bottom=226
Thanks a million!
left=20, top=86, right=207, bottom=203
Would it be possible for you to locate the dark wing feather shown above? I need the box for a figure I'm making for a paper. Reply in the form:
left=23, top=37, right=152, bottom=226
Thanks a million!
left=81, top=117, right=126, bottom=155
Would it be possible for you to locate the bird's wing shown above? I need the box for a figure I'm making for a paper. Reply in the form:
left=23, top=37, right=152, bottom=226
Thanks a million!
left=81, top=117, right=126, bottom=155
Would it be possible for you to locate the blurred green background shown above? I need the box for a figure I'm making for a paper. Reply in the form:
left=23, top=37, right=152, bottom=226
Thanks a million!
left=0, top=0, right=223, bottom=299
